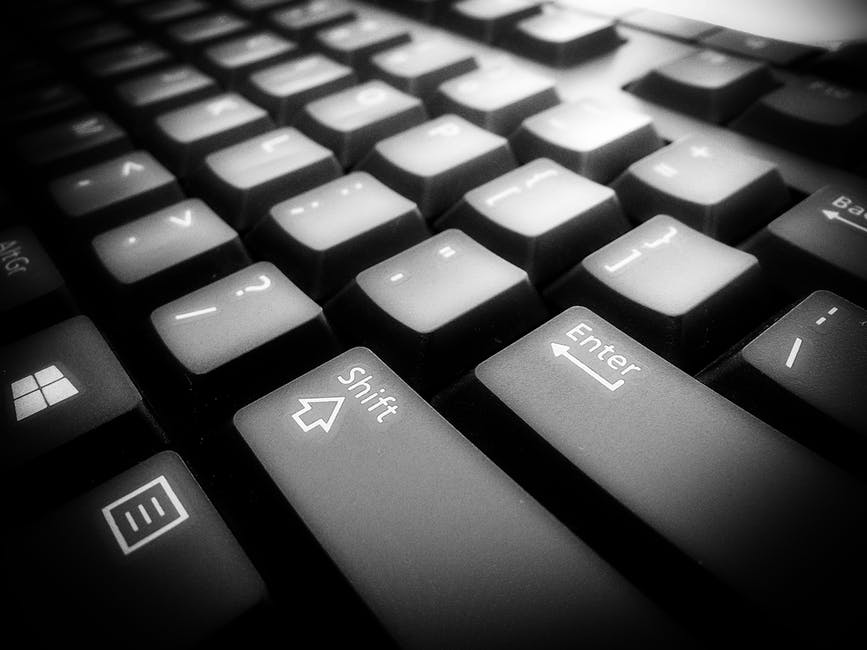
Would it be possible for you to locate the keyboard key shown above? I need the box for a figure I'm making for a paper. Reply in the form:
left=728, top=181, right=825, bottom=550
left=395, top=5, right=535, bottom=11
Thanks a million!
left=50, top=151, right=184, bottom=233
left=732, top=78, right=867, bottom=166
left=446, top=0, right=542, bottom=43
left=315, top=18, right=411, bottom=68
left=441, top=306, right=867, bottom=646
left=612, top=134, right=789, bottom=243
left=82, top=40, right=172, bottom=80
left=0, top=316, right=157, bottom=478
left=91, top=198, right=249, bottom=310
left=134, top=0, right=208, bottom=25
left=363, top=115, right=517, bottom=220
left=546, top=215, right=765, bottom=369
left=15, top=112, right=131, bottom=175
left=747, top=184, right=867, bottom=301
left=621, top=9, right=717, bottom=41
left=201, top=30, right=299, bottom=87
left=810, top=41, right=867, bottom=90
left=629, top=49, right=778, bottom=123
left=295, top=80, right=427, bottom=168
left=699, top=29, right=822, bottom=66
left=369, top=37, right=477, bottom=99
left=192, top=127, right=342, bottom=231
left=151, top=262, right=338, bottom=414
left=3, top=82, right=89, bottom=127
left=270, top=0, right=356, bottom=41
left=509, top=7, right=622, bottom=66
left=243, top=54, right=357, bottom=124
left=114, top=65, right=220, bottom=129
left=0, top=227, right=75, bottom=341
left=9, top=451, right=267, bottom=647
left=166, top=11, right=251, bottom=49
left=151, top=92, right=274, bottom=176
left=233, top=347, right=689, bottom=648
left=511, top=98, right=662, bottom=183
left=431, top=63, right=559, bottom=135
left=58, top=20, right=134, bottom=53
left=247, top=171, right=428, bottom=300
left=325, top=230, right=546, bottom=393
left=436, top=158, right=629, bottom=285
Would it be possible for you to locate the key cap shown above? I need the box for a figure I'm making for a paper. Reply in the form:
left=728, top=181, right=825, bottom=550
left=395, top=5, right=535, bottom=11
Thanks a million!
left=150, top=262, right=338, bottom=415
left=3, top=82, right=89, bottom=127
left=8, top=451, right=267, bottom=648
left=612, top=134, right=789, bottom=243
left=82, top=40, right=172, bottom=80
left=0, top=316, right=158, bottom=492
left=270, top=0, right=356, bottom=41
left=511, top=98, right=663, bottom=183
left=233, top=346, right=690, bottom=649
left=436, top=158, right=629, bottom=285
left=621, top=9, right=717, bottom=41
left=810, top=41, right=867, bottom=90
left=446, top=0, right=542, bottom=43
left=201, top=30, right=299, bottom=88
left=50, top=151, right=184, bottom=234
left=191, top=127, right=342, bottom=231
left=91, top=198, right=249, bottom=311
left=151, top=92, right=274, bottom=176
left=165, top=11, right=251, bottom=49
left=440, top=305, right=867, bottom=647
left=15, top=112, right=131, bottom=175
left=326, top=230, right=546, bottom=393
left=369, top=37, right=477, bottom=99
left=547, top=215, right=766, bottom=369
left=295, top=80, right=427, bottom=168
left=746, top=184, right=867, bottom=302
left=114, top=64, right=220, bottom=129
left=315, top=18, right=411, bottom=68
left=247, top=171, right=428, bottom=300
left=134, top=0, right=208, bottom=25
left=699, top=29, right=822, bottom=66
left=0, top=227, right=75, bottom=342
left=358, top=114, right=516, bottom=219
left=431, top=62, right=559, bottom=136
left=58, top=20, right=134, bottom=53
left=732, top=78, right=867, bottom=167
left=509, top=7, right=622, bottom=66
left=243, top=54, right=357, bottom=124
left=629, top=49, right=778, bottom=124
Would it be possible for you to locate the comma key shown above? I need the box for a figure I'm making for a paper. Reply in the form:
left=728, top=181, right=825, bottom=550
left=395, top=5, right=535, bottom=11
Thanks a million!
left=233, top=347, right=691, bottom=649
left=438, top=306, right=867, bottom=647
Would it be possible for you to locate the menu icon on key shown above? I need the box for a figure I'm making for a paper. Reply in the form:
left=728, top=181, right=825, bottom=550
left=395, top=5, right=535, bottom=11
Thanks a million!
left=102, top=476, right=189, bottom=555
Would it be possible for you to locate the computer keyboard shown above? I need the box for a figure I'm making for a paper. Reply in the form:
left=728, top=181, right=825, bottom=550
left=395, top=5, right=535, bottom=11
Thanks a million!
left=1, top=1, right=865, bottom=648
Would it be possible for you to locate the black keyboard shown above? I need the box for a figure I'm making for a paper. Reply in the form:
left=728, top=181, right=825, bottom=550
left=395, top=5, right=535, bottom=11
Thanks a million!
left=2, top=1, right=866, bottom=648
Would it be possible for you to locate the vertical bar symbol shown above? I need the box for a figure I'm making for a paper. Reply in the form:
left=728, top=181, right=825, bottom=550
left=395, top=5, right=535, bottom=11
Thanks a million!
left=785, top=337, right=803, bottom=369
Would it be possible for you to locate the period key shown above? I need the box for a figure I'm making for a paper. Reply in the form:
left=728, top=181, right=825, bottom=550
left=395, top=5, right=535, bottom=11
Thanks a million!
left=233, top=347, right=690, bottom=649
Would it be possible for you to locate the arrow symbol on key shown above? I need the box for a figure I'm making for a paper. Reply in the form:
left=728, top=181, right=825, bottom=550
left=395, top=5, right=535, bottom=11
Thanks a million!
left=122, top=161, right=144, bottom=176
left=291, top=397, right=345, bottom=434
left=551, top=343, right=624, bottom=392
left=822, top=209, right=867, bottom=234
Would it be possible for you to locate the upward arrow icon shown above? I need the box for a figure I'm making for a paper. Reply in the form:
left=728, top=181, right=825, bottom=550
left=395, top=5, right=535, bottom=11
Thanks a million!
left=291, top=397, right=345, bottom=434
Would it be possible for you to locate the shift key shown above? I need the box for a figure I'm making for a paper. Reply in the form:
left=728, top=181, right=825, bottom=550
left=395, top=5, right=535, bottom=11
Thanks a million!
left=445, top=307, right=867, bottom=646
left=233, top=347, right=689, bottom=649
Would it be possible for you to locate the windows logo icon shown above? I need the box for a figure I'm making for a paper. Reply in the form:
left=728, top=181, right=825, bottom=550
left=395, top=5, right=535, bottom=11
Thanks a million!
left=11, top=365, right=79, bottom=422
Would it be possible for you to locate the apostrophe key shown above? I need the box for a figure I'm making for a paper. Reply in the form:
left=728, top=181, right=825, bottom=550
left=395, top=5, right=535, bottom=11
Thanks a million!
left=314, top=18, right=411, bottom=68
left=151, top=93, right=274, bottom=176
left=114, top=65, right=220, bottom=130
left=7, top=451, right=268, bottom=648
left=746, top=184, right=867, bottom=303
left=358, top=114, right=516, bottom=219
left=628, top=49, right=778, bottom=124
left=0, top=227, right=75, bottom=342
left=326, top=230, right=546, bottom=393
left=15, top=112, right=132, bottom=176
left=508, top=7, right=622, bottom=66
left=201, top=30, right=299, bottom=88
left=546, top=215, right=766, bottom=370
left=446, top=0, right=542, bottom=43
left=612, top=134, right=788, bottom=243
left=511, top=98, right=662, bottom=183
left=294, top=80, right=427, bottom=168
left=439, top=306, right=867, bottom=647
left=91, top=198, right=249, bottom=311
left=247, top=171, right=429, bottom=300
left=436, top=158, right=629, bottom=285
left=431, top=63, right=559, bottom=135
left=233, top=347, right=692, bottom=649
left=269, top=0, right=356, bottom=41
left=81, top=41, right=173, bottom=81
left=165, top=11, right=251, bottom=51
left=368, top=37, right=478, bottom=99
left=192, top=127, right=342, bottom=231
left=50, top=151, right=184, bottom=234
left=150, top=262, right=338, bottom=416
left=243, top=54, right=357, bottom=124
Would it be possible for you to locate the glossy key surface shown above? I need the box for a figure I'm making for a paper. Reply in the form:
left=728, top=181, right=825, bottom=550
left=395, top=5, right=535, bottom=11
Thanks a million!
left=447, top=0, right=542, bottom=43
left=369, top=37, right=478, bottom=99
left=270, top=0, right=356, bottom=41
left=82, top=40, right=172, bottom=79
left=166, top=11, right=250, bottom=48
left=114, top=65, right=220, bottom=128
left=201, top=30, right=298, bottom=87
left=315, top=17, right=411, bottom=68
left=509, top=7, right=622, bottom=66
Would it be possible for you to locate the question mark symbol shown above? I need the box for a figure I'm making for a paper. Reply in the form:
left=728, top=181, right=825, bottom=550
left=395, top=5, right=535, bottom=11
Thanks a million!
left=234, top=275, right=272, bottom=297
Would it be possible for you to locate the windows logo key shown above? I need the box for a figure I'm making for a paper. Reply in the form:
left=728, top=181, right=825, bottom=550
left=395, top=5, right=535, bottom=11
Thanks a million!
left=11, top=365, right=79, bottom=421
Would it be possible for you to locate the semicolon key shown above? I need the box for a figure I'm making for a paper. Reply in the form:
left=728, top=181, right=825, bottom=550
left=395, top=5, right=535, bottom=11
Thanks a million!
left=232, top=346, right=693, bottom=649
left=437, top=306, right=867, bottom=647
